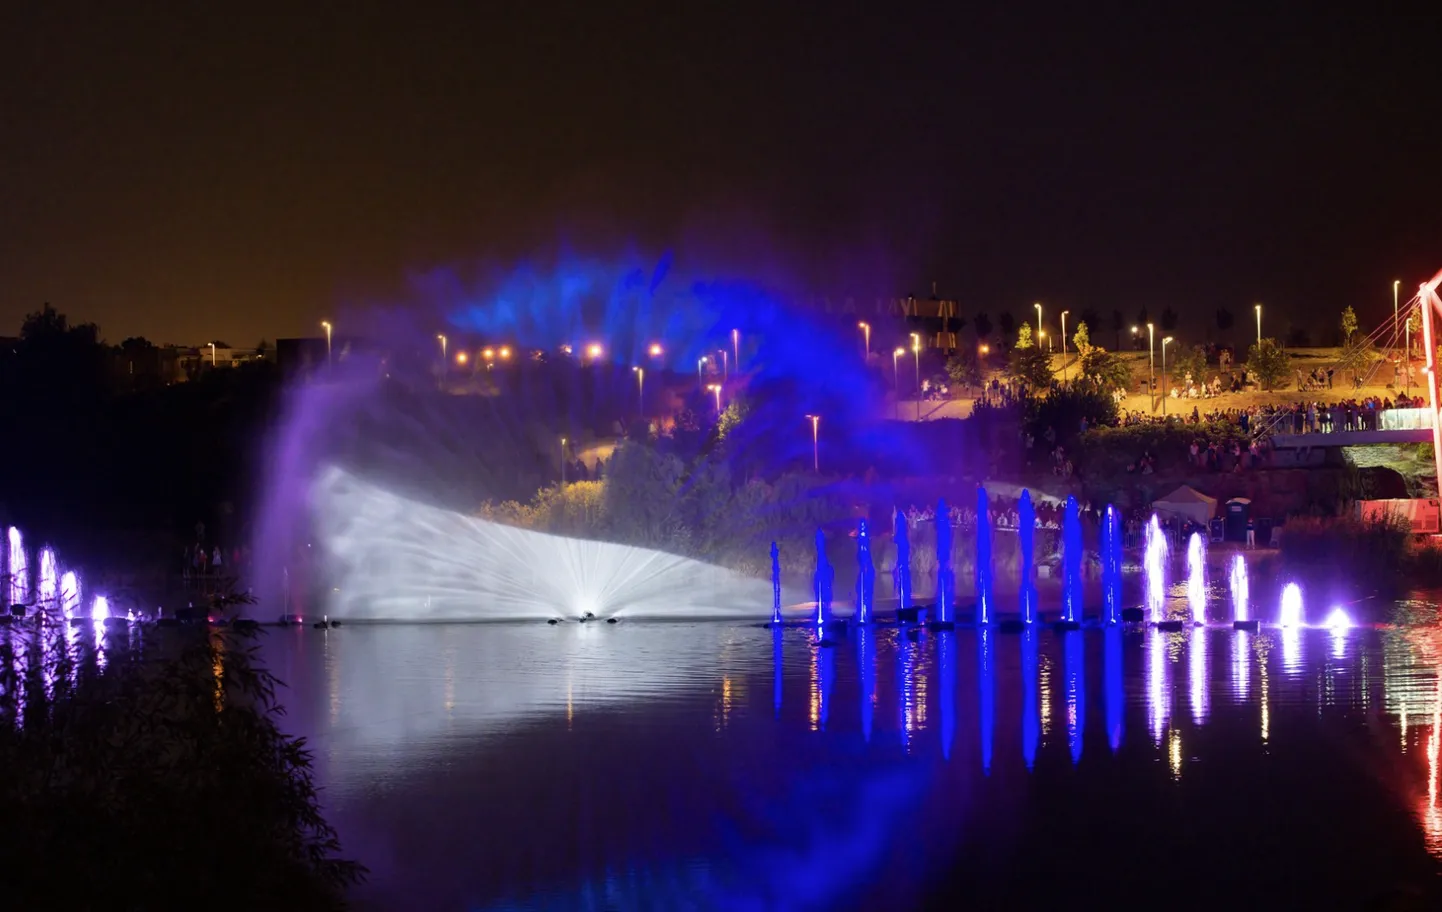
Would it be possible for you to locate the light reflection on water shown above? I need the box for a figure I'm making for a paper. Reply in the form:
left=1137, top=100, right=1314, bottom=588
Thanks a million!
left=251, top=617, right=1442, bottom=910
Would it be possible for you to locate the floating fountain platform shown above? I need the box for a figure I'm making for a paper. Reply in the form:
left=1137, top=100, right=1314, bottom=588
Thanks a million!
left=1155, top=619, right=1186, bottom=632
left=927, top=620, right=956, bottom=631
left=605, top=617, right=618, bottom=624
left=997, top=619, right=1028, bottom=634
left=1233, top=620, right=1260, bottom=632
left=1052, top=619, right=1082, bottom=632
left=1120, top=608, right=1145, bottom=623
left=9, top=604, right=27, bottom=617
left=896, top=606, right=921, bottom=623
left=547, top=618, right=559, bottom=625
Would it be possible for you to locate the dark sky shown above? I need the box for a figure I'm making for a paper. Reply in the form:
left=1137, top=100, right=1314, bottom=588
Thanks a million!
left=2, top=2, right=1440, bottom=345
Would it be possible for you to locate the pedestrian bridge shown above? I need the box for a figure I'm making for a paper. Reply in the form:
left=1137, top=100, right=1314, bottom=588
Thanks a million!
left=1269, top=407, right=1433, bottom=448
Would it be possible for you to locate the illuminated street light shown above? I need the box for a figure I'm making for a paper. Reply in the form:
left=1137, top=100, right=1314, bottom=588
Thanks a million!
left=719, top=348, right=728, bottom=382
left=1162, top=336, right=1175, bottom=416
left=1034, top=303, right=1043, bottom=344
left=482, top=347, right=495, bottom=361
left=499, top=346, right=511, bottom=360
left=456, top=351, right=469, bottom=365
left=1039, top=329, right=1050, bottom=353
left=437, top=334, right=447, bottom=362
left=586, top=343, right=603, bottom=359
left=707, top=383, right=722, bottom=413
left=1061, top=310, right=1070, bottom=382
left=1147, top=323, right=1156, bottom=413
left=731, top=328, right=740, bottom=368
left=1254, top=303, right=1262, bottom=347
left=633, top=366, right=644, bottom=414
left=892, top=347, right=905, bottom=420
left=561, top=437, right=567, bottom=485
left=648, top=342, right=663, bottom=357
left=697, top=355, right=708, bottom=391
left=804, top=414, right=820, bottom=472
left=911, top=333, right=922, bottom=420
left=320, top=321, right=332, bottom=366
left=979, top=344, right=990, bottom=355
left=858, top=321, right=871, bottom=359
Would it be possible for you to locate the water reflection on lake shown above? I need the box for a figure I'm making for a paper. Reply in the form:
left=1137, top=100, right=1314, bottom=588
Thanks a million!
left=260, top=618, right=1442, bottom=910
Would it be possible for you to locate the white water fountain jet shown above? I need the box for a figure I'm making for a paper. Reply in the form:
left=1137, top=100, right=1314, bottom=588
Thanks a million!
left=37, top=548, right=59, bottom=612
left=60, top=571, right=81, bottom=620
left=311, top=466, right=799, bottom=620
left=1186, top=532, right=1206, bottom=625
left=1326, top=607, right=1352, bottom=660
left=1230, top=554, right=1249, bottom=623
left=1144, top=515, right=1168, bottom=623
left=92, top=595, right=110, bottom=622
left=1278, top=582, right=1303, bottom=628
left=7, top=526, right=28, bottom=607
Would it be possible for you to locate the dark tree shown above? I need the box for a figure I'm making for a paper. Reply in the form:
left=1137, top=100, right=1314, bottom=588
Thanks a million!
left=997, top=312, right=1016, bottom=343
left=1079, top=309, right=1101, bottom=339
left=1136, top=306, right=1150, bottom=327
left=1216, top=308, right=1234, bottom=332
left=1111, top=309, right=1125, bottom=350
left=974, top=312, right=994, bottom=341
left=1160, top=307, right=1179, bottom=332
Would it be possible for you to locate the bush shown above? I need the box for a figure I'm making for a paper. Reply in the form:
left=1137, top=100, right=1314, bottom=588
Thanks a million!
left=1075, top=419, right=1247, bottom=476
left=0, top=622, right=364, bottom=907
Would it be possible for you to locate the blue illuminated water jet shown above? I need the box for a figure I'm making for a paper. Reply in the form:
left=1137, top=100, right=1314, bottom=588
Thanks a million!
left=813, top=529, right=833, bottom=629
left=1061, top=496, right=1082, bottom=624
left=893, top=510, right=912, bottom=613
left=857, top=624, right=876, bottom=741
left=770, top=542, right=782, bottom=625
left=1064, top=629, right=1085, bottom=764
left=1021, top=627, right=1040, bottom=770
left=938, top=631, right=957, bottom=760
left=854, top=519, right=875, bottom=624
left=935, top=499, right=953, bottom=625
left=975, top=488, right=993, bottom=625
left=1101, top=505, right=1123, bottom=624
left=1018, top=490, right=1037, bottom=624
left=1104, top=625, right=1124, bottom=752
left=979, top=627, right=996, bottom=772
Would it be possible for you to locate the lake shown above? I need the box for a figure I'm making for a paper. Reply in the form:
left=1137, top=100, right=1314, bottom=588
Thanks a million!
left=260, top=614, right=1442, bottom=910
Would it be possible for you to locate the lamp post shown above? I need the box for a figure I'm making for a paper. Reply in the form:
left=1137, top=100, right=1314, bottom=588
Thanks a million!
left=1147, top=323, right=1156, bottom=413
left=648, top=342, right=663, bottom=357
left=804, top=414, right=820, bottom=472
left=208, top=342, right=216, bottom=367
left=1131, top=325, right=1139, bottom=351
left=858, top=321, right=871, bottom=360
left=1034, top=303, right=1043, bottom=345
left=633, top=366, right=644, bottom=415
left=437, top=334, right=447, bottom=364
left=1394, top=280, right=1401, bottom=359
left=720, top=349, right=728, bottom=382
left=1254, top=303, right=1262, bottom=347
left=1060, top=310, right=1070, bottom=382
left=697, top=356, right=708, bottom=392
left=560, top=437, right=567, bottom=485
left=732, top=328, right=740, bottom=368
left=892, top=347, right=904, bottom=420
left=321, top=321, right=332, bottom=366
left=1161, top=337, right=1174, bottom=416
left=1039, top=329, right=1048, bottom=352
left=707, top=383, right=722, bottom=413
left=910, top=333, right=922, bottom=420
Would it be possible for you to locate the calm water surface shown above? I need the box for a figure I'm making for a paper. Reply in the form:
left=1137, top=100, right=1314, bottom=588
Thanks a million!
left=261, top=613, right=1442, bottom=910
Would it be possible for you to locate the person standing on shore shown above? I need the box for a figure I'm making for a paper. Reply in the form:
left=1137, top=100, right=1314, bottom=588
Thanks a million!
left=1246, top=517, right=1256, bottom=549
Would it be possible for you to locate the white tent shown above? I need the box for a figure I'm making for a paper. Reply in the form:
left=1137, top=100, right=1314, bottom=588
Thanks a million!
left=1152, top=484, right=1218, bottom=526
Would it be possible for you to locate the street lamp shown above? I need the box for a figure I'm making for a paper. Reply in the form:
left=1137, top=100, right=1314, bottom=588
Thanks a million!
left=648, top=342, right=663, bottom=357
left=455, top=351, right=469, bottom=366
left=707, top=383, right=722, bottom=413
left=560, top=437, right=567, bottom=485
left=731, top=328, right=740, bottom=368
left=586, top=343, right=603, bottom=359
left=892, top=347, right=904, bottom=420
left=697, top=356, right=708, bottom=391
left=1039, top=329, right=1049, bottom=352
left=437, top=334, right=447, bottom=363
left=1147, top=323, right=1156, bottom=413
left=633, top=366, right=644, bottom=414
left=1060, top=310, right=1070, bottom=382
left=1394, top=280, right=1401, bottom=359
left=1130, top=325, right=1139, bottom=351
left=498, top=346, right=511, bottom=361
left=320, top=321, right=332, bottom=366
left=979, top=344, right=989, bottom=355
left=804, top=414, right=820, bottom=472
left=1161, top=337, right=1174, bottom=416
left=858, top=321, right=871, bottom=360
left=1034, top=303, right=1043, bottom=345
left=910, top=333, right=922, bottom=420
left=1254, top=303, right=1262, bottom=347
left=208, top=342, right=216, bottom=367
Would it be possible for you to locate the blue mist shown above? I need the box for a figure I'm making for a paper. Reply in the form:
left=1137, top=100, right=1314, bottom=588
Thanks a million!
left=813, top=529, right=832, bottom=629
left=975, top=488, right=993, bottom=625
left=770, top=541, right=782, bottom=625
left=938, top=631, right=957, bottom=761
left=1022, top=627, right=1040, bottom=770
left=1101, top=506, right=1123, bottom=625
left=979, top=627, right=996, bottom=774
left=1061, top=495, right=1082, bottom=623
left=857, top=624, right=876, bottom=742
left=1105, top=625, right=1124, bottom=752
left=1065, top=629, right=1086, bottom=765
left=1018, top=490, right=1037, bottom=624
left=854, top=519, right=875, bottom=624
left=893, top=509, right=912, bottom=611
left=934, top=499, right=953, bottom=624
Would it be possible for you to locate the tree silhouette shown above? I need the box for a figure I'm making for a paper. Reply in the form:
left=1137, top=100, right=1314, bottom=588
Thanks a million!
left=1160, top=307, right=1179, bottom=332
left=997, top=312, right=1016, bottom=343
left=974, top=312, right=993, bottom=341
left=1079, top=309, right=1101, bottom=337
left=1111, top=309, right=1124, bottom=349
left=1136, top=306, right=1150, bottom=328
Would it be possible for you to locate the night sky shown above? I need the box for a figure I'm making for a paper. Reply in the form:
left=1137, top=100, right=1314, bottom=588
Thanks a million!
left=2, top=3, right=1439, bottom=345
